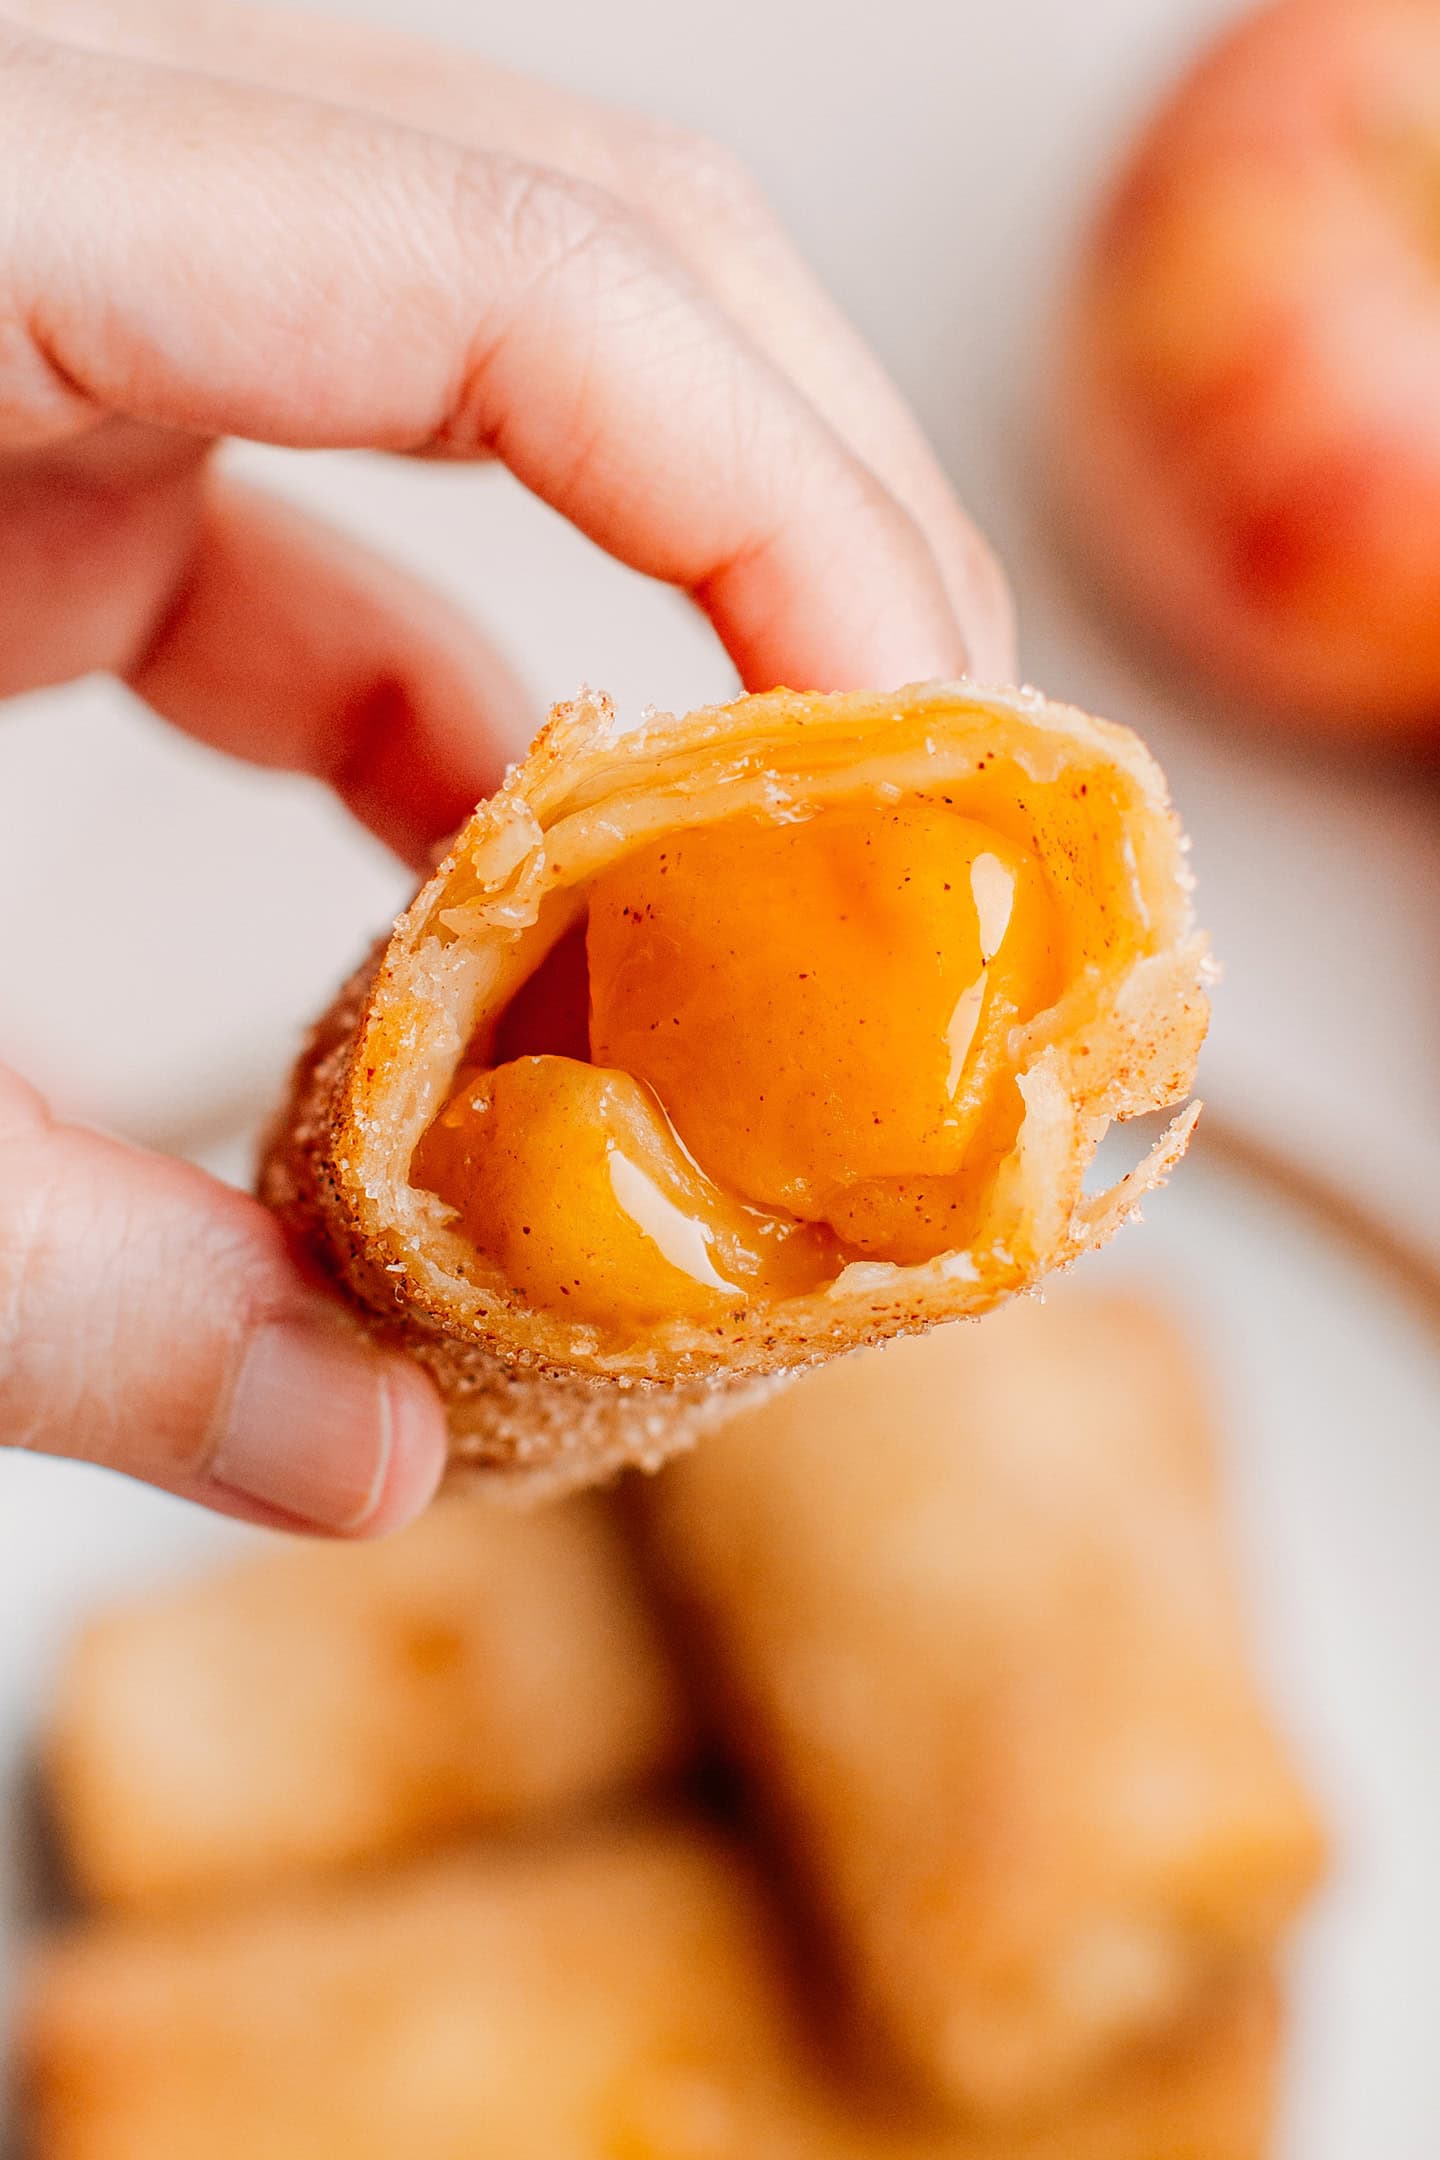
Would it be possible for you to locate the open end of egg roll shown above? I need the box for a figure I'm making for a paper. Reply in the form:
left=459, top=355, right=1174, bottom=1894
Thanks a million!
left=262, top=682, right=1209, bottom=1492
left=411, top=800, right=1065, bottom=1317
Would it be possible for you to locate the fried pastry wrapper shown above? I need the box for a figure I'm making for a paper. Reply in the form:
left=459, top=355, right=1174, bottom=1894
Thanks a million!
left=261, top=681, right=1208, bottom=1497
left=641, top=1291, right=1325, bottom=2123
left=42, top=1494, right=687, bottom=1912
left=20, top=1817, right=1281, bottom=2160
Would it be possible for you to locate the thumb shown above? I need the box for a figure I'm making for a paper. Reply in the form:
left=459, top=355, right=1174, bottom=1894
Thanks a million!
left=0, top=1072, right=445, bottom=1534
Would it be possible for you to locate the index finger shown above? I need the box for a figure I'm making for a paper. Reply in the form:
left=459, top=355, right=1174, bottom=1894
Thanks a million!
left=2, top=25, right=968, bottom=697
left=8, top=0, right=1014, bottom=679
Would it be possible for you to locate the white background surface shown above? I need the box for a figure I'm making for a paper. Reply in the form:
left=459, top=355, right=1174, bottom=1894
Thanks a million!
left=3, top=0, right=1439, bottom=2149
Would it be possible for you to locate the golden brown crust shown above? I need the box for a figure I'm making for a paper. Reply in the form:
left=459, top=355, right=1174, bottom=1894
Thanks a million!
left=20, top=1818, right=1282, bottom=2160
left=638, top=1294, right=1325, bottom=2123
left=260, top=682, right=1209, bottom=1494
left=42, top=1493, right=689, bottom=1911
left=17, top=1823, right=831, bottom=2160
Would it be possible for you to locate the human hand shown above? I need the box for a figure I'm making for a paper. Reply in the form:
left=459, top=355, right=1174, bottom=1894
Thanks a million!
left=0, top=0, right=1013, bottom=1533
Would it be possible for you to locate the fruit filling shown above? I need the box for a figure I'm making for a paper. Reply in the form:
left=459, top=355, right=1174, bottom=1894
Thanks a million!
left=411, top=802, right=1063, bottom=1324
left=411, top=1058, right=839, bottom=1328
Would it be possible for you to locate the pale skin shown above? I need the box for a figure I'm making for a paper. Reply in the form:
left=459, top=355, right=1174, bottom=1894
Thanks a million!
left=0, top=0, right=1014, bottom=1535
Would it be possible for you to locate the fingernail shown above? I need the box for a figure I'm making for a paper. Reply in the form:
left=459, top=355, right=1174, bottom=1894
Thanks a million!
left=210, top=1310, right=427, bottom=1532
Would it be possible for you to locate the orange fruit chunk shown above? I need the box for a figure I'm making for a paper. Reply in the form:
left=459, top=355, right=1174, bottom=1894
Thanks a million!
left=587, top=805, right=1061, bottom=1259
left=411, top=1055, right=837, bottom=1329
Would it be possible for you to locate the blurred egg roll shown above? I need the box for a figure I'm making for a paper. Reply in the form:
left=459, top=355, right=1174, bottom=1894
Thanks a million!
left=43, top=1492, right=687, bottom=1911
left=20, top=1817, right=1282, bottom=2160
left=640, top=1292, right=1325, bottom=2122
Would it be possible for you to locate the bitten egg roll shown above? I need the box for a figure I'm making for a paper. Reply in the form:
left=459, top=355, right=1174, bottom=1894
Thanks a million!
left=640, top=1292, right=1325, bottom=2122
left=19, top=1819, right=1282, bottom=2160
left=42, top=1493, right=686, bottom=1911
left=261, top=682, right=1208, bottom=1496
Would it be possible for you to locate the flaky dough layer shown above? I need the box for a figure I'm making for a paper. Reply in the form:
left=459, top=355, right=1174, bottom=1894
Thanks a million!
left=260, top=682, right=1209, bottom=1496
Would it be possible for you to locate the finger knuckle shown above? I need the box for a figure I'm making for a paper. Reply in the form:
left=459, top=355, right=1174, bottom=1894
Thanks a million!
left=629, top=123, right=775, bottom=245
left=451, top=152, right=646, bottom=299
left=436, top=151, right=672, bottom=458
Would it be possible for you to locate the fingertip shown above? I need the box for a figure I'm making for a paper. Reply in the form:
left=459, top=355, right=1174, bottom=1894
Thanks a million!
left=351, top=1354, right=450, bottom=1539
left=206, top=1310, right=446, bottom=1538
